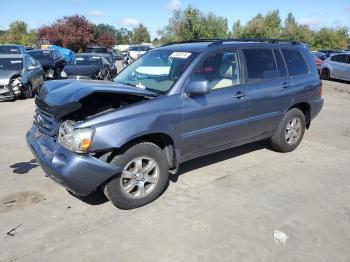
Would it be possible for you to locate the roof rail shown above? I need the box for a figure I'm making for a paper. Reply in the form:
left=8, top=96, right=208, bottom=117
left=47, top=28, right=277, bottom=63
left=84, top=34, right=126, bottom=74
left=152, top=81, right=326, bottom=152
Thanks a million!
left=161, top=39, right=218, bottom=47
left=161, top=38, right=301, bottom=47
left=209, top=38, right=301, bottom=46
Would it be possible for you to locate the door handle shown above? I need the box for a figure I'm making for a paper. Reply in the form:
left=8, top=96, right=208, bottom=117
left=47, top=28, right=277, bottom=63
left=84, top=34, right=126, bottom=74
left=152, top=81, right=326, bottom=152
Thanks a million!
left=233, top=91, right=247, bottom=99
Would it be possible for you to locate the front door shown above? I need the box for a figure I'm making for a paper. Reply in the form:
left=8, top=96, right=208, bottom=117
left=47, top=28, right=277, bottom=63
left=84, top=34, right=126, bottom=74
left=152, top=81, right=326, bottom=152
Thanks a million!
left=180, top=49, right=249, bottom=159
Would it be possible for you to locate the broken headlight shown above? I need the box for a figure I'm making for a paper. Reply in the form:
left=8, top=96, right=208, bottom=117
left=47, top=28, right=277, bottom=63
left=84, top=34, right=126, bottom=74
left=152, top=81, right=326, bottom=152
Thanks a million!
left=10, top=78, right=22, bottom=96
left=58, top=120, right=94, bottom=153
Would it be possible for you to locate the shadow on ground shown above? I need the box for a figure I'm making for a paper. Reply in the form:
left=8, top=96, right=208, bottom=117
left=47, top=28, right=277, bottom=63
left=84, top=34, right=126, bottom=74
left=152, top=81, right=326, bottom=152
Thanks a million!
left=68, top=190, right=109, bottom=205
left=9, top=159, right=39, bottom=174
left=170, top=140, right=269, bottom=183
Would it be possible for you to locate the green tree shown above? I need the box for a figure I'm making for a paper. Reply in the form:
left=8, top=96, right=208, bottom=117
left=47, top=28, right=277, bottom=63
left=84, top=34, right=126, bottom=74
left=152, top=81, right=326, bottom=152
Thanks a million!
left=158, top=6, right=228, bottom=43
left=241, top=10, right=281, bottom=38
left=281, top=13, right=313, bottom=44
left=94, top=23, right=117, bottom=39
left=312, top=27, right=349, bottom=49
left=132, top=23, right=151, bottom=43
left=115, top=27, right=133, bottom=44
left=231, top=20, right=242, bottom=38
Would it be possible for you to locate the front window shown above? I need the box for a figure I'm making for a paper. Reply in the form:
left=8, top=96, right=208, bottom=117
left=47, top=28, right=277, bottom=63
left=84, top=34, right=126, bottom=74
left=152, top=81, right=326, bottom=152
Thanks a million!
left=114, top=50, right=198, bottom=94
left=72, top=56, right=102, bottom=66
left=0, top=58, right=23, bottom=70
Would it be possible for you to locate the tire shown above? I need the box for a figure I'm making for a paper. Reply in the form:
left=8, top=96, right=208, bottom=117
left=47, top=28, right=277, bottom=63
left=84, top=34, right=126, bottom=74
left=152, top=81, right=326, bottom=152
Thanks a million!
left=24, top=82, right=33, bottom=99
left=270, top=108, right=306, bottom=153
left=320, top=68, right=330, bottom=80
left=104, top=142, right=169, bottom=209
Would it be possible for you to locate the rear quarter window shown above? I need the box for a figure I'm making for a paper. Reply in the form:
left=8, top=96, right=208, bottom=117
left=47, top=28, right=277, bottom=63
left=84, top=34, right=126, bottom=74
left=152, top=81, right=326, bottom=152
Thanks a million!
left=281, top=49, right=308, bottom=76
left=243, top=48, right=278, bottom=81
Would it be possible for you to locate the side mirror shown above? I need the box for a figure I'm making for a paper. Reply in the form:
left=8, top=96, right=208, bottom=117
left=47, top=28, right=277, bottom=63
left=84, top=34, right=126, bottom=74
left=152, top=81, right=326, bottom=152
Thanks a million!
left=186, top=80, right=210, bottom=96
left=27, top=65, right=35, bottom=71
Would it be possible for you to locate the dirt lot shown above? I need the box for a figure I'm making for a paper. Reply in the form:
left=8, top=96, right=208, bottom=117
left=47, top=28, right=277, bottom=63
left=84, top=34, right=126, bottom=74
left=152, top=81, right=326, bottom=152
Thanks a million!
left=0, top=80, right=350, bottom=262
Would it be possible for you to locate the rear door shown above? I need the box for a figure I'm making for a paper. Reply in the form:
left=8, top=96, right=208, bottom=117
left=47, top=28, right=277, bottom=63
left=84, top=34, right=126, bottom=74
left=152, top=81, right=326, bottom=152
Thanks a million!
left=181, top=49, right=249, bottom=158
left=330, top=54, right=348, bottom=78
left=243, top=47, right=295, bottom=138
left=346, top=55, right=350, bottom=80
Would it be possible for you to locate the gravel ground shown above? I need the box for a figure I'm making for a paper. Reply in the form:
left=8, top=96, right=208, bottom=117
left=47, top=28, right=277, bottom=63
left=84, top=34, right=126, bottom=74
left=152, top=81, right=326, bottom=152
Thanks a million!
left=0, top=80, right=349, bottom=262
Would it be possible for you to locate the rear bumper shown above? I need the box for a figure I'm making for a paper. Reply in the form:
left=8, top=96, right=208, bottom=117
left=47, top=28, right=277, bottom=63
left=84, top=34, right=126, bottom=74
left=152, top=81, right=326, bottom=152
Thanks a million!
left=310, top=97, right=324, bottom=120
left=26, top=125, right=121, bottom=196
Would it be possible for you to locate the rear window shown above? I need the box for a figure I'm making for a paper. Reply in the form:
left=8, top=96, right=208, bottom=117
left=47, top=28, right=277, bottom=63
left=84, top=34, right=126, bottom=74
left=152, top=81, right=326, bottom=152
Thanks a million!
left=331, top=54, right=347, bottom=63
left=243, top=48, right=278, bottom=81
left=281, top=49, right=308, bottom=76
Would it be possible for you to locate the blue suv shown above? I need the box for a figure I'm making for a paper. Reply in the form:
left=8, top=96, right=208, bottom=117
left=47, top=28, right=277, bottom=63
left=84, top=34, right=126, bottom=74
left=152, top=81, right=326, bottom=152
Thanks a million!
left=26, top=39, right=324, bottom=209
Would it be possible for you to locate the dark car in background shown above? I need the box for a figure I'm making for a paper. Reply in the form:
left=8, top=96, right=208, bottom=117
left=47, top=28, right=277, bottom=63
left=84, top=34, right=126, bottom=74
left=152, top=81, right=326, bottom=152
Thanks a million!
left=0, top=45, right=27, bottom=54
left=0, top=54, right=44, bottom=101
left=111, top=51, right=123, bottom=61
left=28, top=49, right=66, bottom=80
left=27, top=39, right=323, bottom=209
left=61, top=53, right=112, bottom=80
left=102, top=53, right=118, bottom=77
left=86, top=46, right=109, bottom=54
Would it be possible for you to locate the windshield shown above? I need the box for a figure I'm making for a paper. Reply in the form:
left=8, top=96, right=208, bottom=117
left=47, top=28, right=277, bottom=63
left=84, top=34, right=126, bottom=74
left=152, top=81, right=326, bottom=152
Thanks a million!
left=114, top=50, right=198, bottom=94
left=71, top=55, right=101, bottom=66
left=0, top=58, right=23, bottom=70
left=29, top=50, right=51, bottom=64
left=0, top=46, right=20, bottom=54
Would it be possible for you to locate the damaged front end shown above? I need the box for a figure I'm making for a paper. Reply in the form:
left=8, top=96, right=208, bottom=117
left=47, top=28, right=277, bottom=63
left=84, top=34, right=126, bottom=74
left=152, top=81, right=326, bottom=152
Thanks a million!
left=0, top=77, right=23, bottom=101
left=26, top=79, right=157, bottom=195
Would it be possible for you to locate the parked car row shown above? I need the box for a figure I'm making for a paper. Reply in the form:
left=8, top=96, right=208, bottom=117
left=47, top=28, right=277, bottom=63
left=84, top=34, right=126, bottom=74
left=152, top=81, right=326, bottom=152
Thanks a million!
left=0, top=44, right=124, bottom=101
left=0, top=54, right=44, bottom=101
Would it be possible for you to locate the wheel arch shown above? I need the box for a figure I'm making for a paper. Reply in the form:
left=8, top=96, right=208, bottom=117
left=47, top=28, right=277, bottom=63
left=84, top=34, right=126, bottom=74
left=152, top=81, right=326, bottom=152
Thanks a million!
left=288, top=102, right=311, bottom=128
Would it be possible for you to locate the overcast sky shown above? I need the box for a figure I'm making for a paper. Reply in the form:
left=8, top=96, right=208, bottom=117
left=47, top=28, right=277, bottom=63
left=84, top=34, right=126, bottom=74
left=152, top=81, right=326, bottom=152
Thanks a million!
left=1, top=0, right=349, bottom=38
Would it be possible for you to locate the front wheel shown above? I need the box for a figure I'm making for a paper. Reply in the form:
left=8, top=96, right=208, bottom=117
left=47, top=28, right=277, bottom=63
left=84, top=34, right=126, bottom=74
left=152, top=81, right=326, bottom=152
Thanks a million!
left=270, top=108, right=306, bottom=153
left=104, top=142, right=169, bottom=209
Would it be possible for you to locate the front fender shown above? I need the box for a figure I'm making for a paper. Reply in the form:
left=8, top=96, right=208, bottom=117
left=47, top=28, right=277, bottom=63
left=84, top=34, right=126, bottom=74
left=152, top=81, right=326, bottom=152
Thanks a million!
left=80, top=95, right=183, bottom=152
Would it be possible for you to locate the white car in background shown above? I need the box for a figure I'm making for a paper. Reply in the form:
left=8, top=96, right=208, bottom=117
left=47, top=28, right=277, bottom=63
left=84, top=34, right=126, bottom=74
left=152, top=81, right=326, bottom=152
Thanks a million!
left=320, top=52, right=350, bottom=81
left=128, top=45, right=152, bottom=60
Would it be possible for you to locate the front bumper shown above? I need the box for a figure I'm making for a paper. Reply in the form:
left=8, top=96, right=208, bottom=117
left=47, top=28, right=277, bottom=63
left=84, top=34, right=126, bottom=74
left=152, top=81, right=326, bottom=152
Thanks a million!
left=26, top=125, right=121, bottom=196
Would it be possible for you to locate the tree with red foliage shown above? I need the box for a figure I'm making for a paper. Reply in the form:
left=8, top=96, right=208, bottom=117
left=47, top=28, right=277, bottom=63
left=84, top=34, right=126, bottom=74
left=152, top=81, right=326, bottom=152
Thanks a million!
left=37, top=15, right=94, bottom=52
left=95, top=32, right=116, bottom=49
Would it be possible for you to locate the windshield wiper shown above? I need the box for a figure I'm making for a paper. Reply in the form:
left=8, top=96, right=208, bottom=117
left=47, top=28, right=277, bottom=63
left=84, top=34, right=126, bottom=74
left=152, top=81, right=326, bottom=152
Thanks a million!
left=115, top=81, right=159, bottom=97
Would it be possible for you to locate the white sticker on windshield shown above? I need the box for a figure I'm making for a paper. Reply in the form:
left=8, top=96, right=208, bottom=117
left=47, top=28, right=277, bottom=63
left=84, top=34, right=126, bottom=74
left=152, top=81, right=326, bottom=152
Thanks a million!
left=170, top=52, right=192, bottom=59
left=10, top=49, right=17, bottom=52
left=11, top=60, right=22, bottom=64
left=43, top=51, right=50, bottom=54
left=76, top=57, right=84, bottom=60
left=92, top=56, right=100, bottom=59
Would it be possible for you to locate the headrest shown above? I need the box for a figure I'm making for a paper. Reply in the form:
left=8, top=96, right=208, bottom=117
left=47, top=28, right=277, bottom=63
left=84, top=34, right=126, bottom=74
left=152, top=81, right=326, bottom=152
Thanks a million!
left=219, top=62, right=235, bottom=78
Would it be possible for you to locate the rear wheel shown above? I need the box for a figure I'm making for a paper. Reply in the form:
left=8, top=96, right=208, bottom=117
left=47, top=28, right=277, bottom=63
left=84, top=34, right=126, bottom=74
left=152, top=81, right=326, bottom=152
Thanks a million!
left=320, top=68, right=330, bottom=80
left=104, top=142, right=169, bottom=209
left=270, top=108, right=306, bottom=153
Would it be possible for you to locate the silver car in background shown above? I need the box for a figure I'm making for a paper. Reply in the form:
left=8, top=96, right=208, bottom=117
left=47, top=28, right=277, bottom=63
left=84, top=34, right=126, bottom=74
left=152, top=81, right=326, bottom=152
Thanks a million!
left=320, top=52, right=350, bottom=81
left=0, top=54, right=44, bottom=101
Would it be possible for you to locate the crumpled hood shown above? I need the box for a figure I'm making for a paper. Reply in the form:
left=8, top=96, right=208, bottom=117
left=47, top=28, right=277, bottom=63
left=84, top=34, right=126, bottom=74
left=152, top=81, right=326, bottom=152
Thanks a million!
left=0, top=70, right=22, bottom=85
left=63, top=64, right=101, bottom=77
left=36, top=79, right=157, bottom=120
